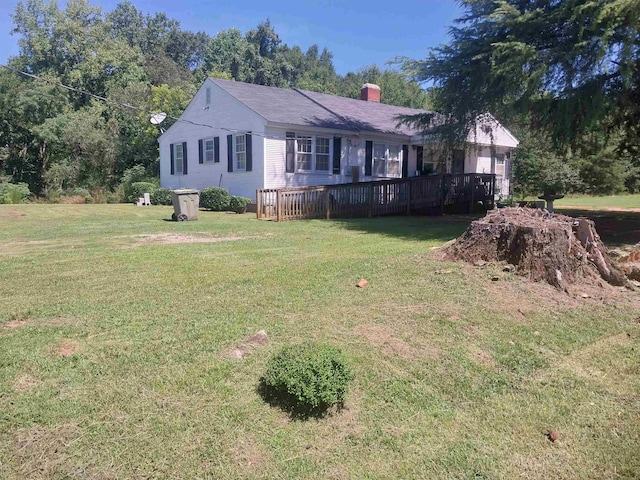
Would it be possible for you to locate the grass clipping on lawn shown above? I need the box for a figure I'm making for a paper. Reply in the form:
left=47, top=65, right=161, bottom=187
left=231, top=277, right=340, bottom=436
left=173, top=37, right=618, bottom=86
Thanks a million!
left=444, top=207, right=628, bottom=290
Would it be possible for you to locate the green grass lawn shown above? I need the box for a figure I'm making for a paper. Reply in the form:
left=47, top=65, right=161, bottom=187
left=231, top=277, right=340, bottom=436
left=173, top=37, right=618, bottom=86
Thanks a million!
left=552, top=194, right=640, bottom=210
left=1, top=205, right=639, bottom=479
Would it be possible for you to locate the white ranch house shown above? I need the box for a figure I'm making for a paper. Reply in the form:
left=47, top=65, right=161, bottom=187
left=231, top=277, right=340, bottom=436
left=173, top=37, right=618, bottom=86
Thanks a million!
left=159, top=79, right=519, bottom=201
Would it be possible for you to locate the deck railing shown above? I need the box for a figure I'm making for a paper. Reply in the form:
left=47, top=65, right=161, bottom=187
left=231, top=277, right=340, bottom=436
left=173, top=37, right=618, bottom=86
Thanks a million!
left=256, top=173, right=495, bottom=221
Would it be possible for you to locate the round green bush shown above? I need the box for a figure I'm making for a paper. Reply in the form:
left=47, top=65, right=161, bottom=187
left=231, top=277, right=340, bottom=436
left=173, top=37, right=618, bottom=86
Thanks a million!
left=229, top=195, right=252, bottom=213
left=200, top=187, right=230, bottom=211
left=128, top=182, right=158, bottom=203
left=151, top=188, right=173, bottom=205
left=262, top=343, right=354, bottom=411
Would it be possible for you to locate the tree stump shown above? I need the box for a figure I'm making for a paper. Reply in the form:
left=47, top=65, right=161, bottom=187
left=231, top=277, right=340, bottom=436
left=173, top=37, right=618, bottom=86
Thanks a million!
left=444, top=208, right=627, bottom=290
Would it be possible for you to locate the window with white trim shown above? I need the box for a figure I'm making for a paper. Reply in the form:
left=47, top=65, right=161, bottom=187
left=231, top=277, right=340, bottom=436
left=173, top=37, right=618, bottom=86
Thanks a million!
left=296, top=135, right=312, bottom=171
left=315, top=137, right=330, bottom=171
left=175, top=143, right=184, bottom=174
left=372, top=142, right=403, bottom=178
left=235, top=134, right=246, bottom=170
left=204, top=138, right=214, bottom=163
left=291, top=134, right=332, bottom=173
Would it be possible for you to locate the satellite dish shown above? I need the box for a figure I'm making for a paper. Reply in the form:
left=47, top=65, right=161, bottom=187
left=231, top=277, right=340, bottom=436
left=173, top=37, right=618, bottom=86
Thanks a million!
left=149, top=112, right=167, bottom=125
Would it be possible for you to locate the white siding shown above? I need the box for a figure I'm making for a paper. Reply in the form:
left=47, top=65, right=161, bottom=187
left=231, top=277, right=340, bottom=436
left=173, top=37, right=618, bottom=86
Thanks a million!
left=159, top=79, right=267, bottom=201
left=466, top=145, right=512, bottom=195
left=264, top=129, right=417, bottom=188
left=467, top=115, right=519, bottom=148
left=264, top=127, right=349, bottom=189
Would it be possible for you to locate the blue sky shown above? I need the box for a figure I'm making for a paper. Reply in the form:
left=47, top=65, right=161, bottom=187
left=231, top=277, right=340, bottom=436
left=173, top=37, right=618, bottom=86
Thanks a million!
left=0, top=0, right=462, bottom=75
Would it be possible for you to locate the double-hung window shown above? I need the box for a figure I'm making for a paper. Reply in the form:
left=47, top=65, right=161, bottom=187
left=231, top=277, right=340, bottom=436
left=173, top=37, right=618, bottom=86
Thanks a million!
left=373, top=143, right=386, bottom=176
left=175, top=143, right=184, bottom=174
left=372, top=143, right=402, bottom=178
left=235, top=134, right=246, bottom=171
left=387, top=145, right=401, bottom=177
left=296, top=136, right=313, bottom=171
left=291, top=134, right=332, bottom=173
left=315, top=137, right=330, bottom=172
left=204, top=138, right=215, bottom=163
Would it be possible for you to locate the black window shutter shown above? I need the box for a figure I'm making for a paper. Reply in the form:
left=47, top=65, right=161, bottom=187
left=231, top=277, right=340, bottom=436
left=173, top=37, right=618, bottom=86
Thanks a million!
left=170, top=143, right=175, bottom=175
left=246, top=132, right=252, bottom=172
left=365, top=141, right=373, bottom=176
left=285, top=132, right=295, bottom=173
left=402, top=144, right=409, bottom=178
left=183, top=141, right=188, bottom=175
left=227, top=134, right=233, bottom=172
left=214, top=137, right=220, bottom=163
left=416, top=146, right=424, bottom=173
left=198, top=139, right=203, bottom=164
left=333, top=137, right=341, bottom=174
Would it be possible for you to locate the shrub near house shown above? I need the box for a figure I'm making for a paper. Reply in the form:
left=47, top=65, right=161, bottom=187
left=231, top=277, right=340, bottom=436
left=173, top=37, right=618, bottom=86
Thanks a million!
left=200, top=187, right=230, bottom=211
left=229, top=196, right=251, bottom=213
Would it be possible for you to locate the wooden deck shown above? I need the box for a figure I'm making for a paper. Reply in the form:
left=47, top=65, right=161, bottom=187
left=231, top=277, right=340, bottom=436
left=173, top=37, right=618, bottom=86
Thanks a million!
left=256, top=174, right=495, bottom=221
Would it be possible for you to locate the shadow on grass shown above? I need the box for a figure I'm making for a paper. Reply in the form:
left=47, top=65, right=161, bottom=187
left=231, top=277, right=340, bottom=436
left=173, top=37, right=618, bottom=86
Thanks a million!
left=556, top=208, right=640, bottom=247
left=330, top=209, right=640, bottom=248
left=256, top=378, right=344, bottom=421
left=329, top=214, right=478, bottom=243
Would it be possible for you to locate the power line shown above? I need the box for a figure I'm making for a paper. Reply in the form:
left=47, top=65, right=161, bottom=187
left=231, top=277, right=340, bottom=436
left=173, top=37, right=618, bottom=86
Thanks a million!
left=0, top=62, right=287, bottom=140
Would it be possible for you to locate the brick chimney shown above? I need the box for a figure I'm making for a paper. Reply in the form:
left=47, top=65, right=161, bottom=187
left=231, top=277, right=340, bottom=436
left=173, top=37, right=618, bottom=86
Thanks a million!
left=360, top=83, right=381, bottom=102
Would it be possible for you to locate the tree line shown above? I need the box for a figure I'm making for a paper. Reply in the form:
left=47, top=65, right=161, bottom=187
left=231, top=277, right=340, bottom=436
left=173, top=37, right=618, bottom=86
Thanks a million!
left=0, top=0, right=429, bottom=199
left=399, top=0, right=640, bottom=196
left=2, top=0, right=638, bottom=202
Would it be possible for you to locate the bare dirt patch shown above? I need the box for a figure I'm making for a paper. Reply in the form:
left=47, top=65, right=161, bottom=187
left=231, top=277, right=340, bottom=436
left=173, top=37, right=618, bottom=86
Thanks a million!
left=55, top=341, right=79, bottom=356
left=472, top=349, right=496, bottom=368
left=461, top=324, right=483, bottom=336
left=444, top=208, right=628, bottom=291
left=224, top=330, right=269, bottom=359
left=13, top=423, right=80, bottom=479
left=4, top=317, right=76, bottom=329
left=353, top=324, right=418, bottom=359
left=7, top=209, right=26, bottom=219
left=4, top=320, right=29, bottom=329
left=123, top=233, right=261, bottom=247
left=14, top=374, right=40, bottom=391
left=228, top=438, right=267, bottom=472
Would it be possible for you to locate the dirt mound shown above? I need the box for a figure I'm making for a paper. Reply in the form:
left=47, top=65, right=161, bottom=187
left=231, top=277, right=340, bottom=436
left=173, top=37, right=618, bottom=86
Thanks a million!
left=224, top=330, right=269, bottom=359
left=618, top=247, right=640, bottom=281
left=444, top=208, right=628, bottom=290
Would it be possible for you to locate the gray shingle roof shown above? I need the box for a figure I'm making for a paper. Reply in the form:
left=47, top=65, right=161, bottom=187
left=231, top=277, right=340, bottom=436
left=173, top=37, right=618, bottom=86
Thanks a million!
left=210, top=78, right=432, bottom=136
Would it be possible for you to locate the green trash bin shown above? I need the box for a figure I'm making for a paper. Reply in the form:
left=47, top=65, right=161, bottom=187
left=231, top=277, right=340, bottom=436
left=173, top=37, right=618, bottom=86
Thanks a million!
left=171, top=189, right=199, bottom=221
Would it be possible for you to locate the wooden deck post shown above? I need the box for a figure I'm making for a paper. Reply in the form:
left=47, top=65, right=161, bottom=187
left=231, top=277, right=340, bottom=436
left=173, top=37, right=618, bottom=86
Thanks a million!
left=368, top=183, right=374, bottom=217
left=277, top=190, right=283, bottom=222
left=256, top=189, right=262, bottom=219
left=325, top=188, right=331, bottom=219
left=406, top=181, right=412, bottom=215
left=469, top=177, right=475, bottom=214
